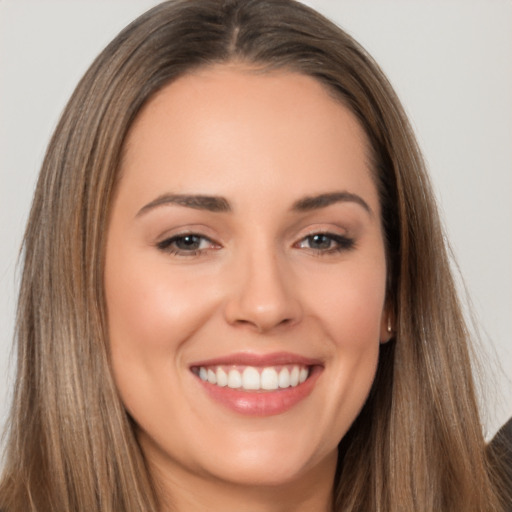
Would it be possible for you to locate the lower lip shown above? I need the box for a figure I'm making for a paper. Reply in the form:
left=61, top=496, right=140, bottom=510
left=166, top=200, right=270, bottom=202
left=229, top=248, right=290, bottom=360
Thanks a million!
left=195, top=367, right=322, bottom=416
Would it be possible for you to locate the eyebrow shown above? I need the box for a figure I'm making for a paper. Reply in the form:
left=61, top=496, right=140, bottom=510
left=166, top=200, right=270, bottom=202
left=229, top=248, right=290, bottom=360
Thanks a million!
left=136, top=194, right=231, bottom=216
left=136, top=191, right=371, bottom=217
left=292, top=192, right=372, bottom=215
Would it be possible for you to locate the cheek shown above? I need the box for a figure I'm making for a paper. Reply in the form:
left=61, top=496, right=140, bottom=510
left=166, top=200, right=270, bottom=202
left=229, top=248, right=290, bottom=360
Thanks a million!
left=303, top=256, right=386, bottom=410
left=104, top=246, right=219, bottom=369
left=105, top=254, right=211, bottom=351
left=306, top=260, right=387, bottom=348
left=319, top=270, right=385, bottom=431
left=103, top=248, right=223, bottom=436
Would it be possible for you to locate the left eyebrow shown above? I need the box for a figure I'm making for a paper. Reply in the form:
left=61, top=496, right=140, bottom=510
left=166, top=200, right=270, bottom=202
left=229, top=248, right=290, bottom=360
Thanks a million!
left=291, top=192, right=372, bottom=216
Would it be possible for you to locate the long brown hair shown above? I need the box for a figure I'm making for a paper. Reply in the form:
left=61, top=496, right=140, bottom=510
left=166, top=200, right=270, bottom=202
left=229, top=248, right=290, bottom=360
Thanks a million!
left=0, top=1, right=506, bottom=510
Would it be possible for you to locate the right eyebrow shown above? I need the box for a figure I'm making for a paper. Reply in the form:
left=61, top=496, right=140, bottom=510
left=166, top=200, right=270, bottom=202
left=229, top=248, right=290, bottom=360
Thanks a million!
left=136, top=194, right=231, bottom=217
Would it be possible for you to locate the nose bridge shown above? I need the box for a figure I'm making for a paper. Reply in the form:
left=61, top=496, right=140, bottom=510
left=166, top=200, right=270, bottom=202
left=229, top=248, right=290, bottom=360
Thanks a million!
left=224, top=236, right=301, bottom=332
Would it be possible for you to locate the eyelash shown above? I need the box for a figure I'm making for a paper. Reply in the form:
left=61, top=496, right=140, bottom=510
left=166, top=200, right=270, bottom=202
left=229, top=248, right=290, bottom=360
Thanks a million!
left=156, top=232, right=355, bottom=257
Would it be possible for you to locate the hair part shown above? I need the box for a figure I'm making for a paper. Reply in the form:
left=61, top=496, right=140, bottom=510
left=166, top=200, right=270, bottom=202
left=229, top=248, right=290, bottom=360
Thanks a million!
left=1, top=1, right=507, bottom=510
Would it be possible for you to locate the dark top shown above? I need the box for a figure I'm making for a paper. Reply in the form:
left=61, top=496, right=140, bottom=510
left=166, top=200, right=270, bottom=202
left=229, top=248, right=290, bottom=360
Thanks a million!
left=488, top=417, right=512, bottom=511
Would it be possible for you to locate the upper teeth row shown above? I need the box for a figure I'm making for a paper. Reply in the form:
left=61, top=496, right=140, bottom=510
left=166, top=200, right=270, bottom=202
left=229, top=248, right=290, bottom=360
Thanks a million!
left=197, top=365, right=309, bottom=391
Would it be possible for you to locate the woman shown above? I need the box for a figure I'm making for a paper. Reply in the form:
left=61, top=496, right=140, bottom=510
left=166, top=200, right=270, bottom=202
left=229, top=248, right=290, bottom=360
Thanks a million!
left=0, top=0, right=508, bottom=510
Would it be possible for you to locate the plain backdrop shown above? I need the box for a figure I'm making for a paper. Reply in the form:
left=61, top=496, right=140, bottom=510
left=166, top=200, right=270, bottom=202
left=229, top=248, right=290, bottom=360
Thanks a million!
left=0, top=0, right=511, bottom=440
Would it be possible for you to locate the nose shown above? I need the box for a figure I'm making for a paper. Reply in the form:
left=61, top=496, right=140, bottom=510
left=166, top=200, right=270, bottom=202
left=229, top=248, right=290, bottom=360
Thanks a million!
left=223, top=246, right=303, bottom=333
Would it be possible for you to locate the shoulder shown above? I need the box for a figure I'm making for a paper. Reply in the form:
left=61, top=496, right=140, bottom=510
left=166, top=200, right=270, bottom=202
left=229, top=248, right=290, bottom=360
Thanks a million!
left=488, top=417, right=512, bottom=510
left=490, top=417, right=512, bottom=462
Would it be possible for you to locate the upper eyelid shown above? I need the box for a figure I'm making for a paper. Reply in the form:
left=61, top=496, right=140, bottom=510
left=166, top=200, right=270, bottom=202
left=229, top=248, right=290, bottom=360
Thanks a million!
left=155, top=226, right=219, bottom=243
left=293, top=225, right=352, bottom=240
left=299, top=228, right=346, bottom=236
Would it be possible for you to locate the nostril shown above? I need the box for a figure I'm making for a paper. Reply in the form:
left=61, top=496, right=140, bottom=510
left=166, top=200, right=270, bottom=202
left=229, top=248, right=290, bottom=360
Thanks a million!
left=223, top=262, right=303, bottom=332
left=232, top=315, right=295, bottom=333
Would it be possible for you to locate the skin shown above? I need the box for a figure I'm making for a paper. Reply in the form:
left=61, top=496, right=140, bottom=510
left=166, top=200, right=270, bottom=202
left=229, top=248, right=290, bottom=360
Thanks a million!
left=105, top=64, right=391, bottom=512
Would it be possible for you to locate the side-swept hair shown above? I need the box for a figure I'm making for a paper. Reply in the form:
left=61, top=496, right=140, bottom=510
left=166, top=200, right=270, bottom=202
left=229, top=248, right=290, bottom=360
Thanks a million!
left=0, top=1, right=506, bottom=510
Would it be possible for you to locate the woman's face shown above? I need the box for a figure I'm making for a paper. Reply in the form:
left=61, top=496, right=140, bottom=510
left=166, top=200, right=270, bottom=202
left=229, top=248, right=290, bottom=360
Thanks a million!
left=105, top=65, right=390, bottom=491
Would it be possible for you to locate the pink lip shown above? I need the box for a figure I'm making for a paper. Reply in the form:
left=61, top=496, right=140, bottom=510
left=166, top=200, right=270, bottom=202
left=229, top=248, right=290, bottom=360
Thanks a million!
left=190, top=351, right=323, bottom=368
left=190, top=352, right=324, bottom=417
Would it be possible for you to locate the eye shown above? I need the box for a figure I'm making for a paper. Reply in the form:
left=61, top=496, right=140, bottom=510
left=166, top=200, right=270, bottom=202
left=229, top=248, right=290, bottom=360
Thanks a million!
left=296, top=233, right=355, bottom=253
left=157, top=233, right=219, bottom=256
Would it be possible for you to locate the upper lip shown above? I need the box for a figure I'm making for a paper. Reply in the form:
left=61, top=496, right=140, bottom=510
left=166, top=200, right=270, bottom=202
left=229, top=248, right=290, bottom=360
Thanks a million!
left=190, top=351, right=324, bottom=368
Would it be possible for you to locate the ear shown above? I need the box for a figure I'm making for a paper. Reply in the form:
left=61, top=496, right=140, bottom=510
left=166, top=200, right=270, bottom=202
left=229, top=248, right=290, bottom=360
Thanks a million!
left=379, top=306, right=394, bottom=344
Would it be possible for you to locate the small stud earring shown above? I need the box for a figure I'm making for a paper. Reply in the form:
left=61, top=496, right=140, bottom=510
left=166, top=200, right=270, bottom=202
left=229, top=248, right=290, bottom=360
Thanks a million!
left=387, top=318, right=392, bottom=333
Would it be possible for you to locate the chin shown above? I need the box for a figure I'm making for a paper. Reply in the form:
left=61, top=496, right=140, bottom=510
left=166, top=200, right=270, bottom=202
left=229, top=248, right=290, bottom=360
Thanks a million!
left=191, top=428, right=338, bottom=489
left=203, top=455, right=322, bottom=488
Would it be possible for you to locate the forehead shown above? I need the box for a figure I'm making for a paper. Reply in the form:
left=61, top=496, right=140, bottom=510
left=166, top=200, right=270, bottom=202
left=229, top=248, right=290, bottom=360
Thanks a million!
left=120, top=65, right=379, bottom=214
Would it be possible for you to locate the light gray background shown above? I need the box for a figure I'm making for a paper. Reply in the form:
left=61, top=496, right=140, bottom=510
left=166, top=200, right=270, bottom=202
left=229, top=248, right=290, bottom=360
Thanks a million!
left=1, top=0, right=511, bottom=439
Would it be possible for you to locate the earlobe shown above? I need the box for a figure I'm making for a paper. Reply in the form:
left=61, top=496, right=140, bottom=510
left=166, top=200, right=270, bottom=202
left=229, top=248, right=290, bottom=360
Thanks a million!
left=380, top=314, right=394, bottom=344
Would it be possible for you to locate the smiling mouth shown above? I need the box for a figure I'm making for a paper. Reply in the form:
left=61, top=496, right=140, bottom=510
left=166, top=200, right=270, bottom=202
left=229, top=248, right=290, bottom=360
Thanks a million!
left=191, top=364, right=310, bottom=392
left=190, top=355, right=323, bottom=415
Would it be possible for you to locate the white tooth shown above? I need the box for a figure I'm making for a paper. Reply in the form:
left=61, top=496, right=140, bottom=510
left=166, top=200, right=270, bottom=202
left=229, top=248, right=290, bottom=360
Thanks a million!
left=207, top=368, right=217, bottom=384
left=299, top=367, right=308, bottom=383
left=278, top=367, right=290, bottom=388
left=290, top=366, right=300, bottom=386
left=242, top=366, right=260, bottom=390
left=199, top=367, right=208, bottom=381
left=216, top=367, right=228, bottom=387
left=227, top=369, right=242, bottom=388
left=261, top=367, right=279, bottom=390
